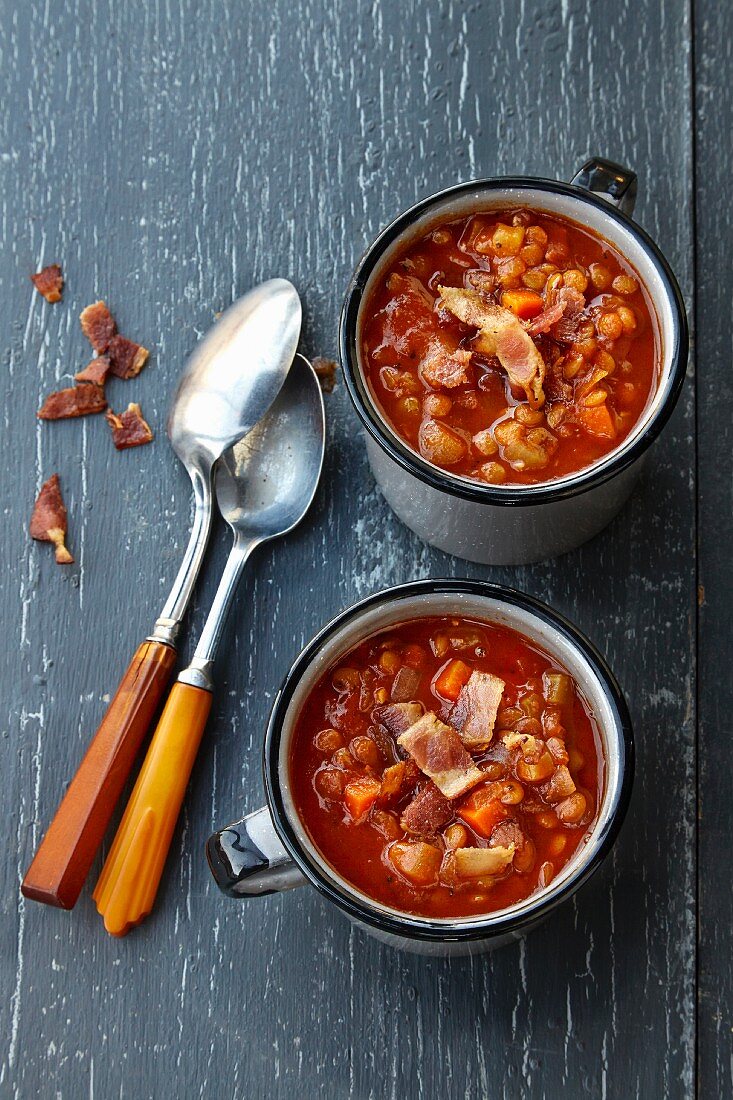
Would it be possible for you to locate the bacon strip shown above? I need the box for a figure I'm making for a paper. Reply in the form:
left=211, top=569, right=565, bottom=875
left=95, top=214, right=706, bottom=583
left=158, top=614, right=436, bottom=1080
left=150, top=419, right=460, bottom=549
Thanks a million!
left=453, top=844, right=515, bottom=879
left=38, top=385, right=107, bottom=419
left=451, top=671, right=505, bottom=747
left=30, top=474, right=73, bottom=564
left=374, top=701, right=424, bottom=736
left=80, top=300, right=117, bottom=353
left=437, top=286, right=546, bottom=406
left=419, top=340, right=472, bottom=389
left=105, top=403, right=154, bottom=449
left=397, top=711, right=483, bottom=799
left=108, top=334, right=149, bottom=379
left=400, top=782, right=453, bottom=835
left=31, top=264, right=63, bottom=303
left=75, top=355, right=111, bottom=386
left=525, top=299, right=566, bottom=335
left=552, top=287, right=586, bottom=344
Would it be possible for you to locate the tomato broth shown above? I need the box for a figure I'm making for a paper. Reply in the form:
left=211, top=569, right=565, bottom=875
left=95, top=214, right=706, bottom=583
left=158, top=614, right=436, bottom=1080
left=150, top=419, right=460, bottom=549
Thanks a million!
left=361, top=209, right=658, bottom=485
left=289, top=616, right=603, bottom=919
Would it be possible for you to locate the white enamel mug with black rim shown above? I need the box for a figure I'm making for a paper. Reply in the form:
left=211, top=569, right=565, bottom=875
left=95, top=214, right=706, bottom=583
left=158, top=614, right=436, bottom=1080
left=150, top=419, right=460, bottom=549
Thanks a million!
left=207, top=580, right=633, bottom=957
left=339, top=158, right=688, bottom=565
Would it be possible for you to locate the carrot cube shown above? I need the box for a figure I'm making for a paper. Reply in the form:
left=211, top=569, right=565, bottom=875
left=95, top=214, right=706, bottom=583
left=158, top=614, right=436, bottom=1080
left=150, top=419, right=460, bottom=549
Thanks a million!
left=576, top=404, right=616, bottom=439
left=501, top=288, right=544, bottom=320
left=433, top=658, right=473, bottom=701
left=344, top=777, right=381, bottom=821
left=457, top=788, right=509, bottom=838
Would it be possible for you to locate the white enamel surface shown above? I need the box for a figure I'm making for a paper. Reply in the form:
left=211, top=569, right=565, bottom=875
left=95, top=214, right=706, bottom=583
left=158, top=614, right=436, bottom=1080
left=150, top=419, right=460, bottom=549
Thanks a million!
left=355, top=183, right=676, bottom=493
left=278, top=589, right=625, bottom=931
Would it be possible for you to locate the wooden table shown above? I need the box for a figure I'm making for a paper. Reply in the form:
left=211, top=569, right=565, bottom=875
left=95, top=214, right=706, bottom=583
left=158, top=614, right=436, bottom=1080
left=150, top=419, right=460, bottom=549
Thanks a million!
left=1, top=1, right=728, bottom=1096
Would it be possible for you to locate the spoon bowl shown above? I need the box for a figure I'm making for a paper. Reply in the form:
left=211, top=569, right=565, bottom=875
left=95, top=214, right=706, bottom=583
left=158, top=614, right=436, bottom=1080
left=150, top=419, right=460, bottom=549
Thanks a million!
left=168, top=279, right=302, bottom=469
left=215, top=353, right=325, bottom=545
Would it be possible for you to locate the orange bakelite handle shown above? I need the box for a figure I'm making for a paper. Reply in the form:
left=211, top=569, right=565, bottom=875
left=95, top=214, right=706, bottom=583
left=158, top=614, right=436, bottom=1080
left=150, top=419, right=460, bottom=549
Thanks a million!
left=93, top=680, right=213, bottom=936
left=22, top=639, right=177, bottom=909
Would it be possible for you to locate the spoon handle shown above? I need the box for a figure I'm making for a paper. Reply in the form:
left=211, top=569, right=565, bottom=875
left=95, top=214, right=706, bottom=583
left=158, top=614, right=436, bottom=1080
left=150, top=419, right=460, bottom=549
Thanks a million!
left=21, top=639, right=177, bottom=909
left=93, top=680, right=212, bottom=936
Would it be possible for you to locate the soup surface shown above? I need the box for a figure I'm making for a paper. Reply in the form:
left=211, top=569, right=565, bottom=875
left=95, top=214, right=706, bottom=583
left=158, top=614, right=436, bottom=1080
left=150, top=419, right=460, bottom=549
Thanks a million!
left=289, top=616, right=603, bottom=918
left=361, top=209, right=658, bottom=484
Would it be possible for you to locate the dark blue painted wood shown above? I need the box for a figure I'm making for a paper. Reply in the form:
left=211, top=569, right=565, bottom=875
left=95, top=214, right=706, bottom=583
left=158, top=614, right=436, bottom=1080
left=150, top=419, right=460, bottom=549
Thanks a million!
left=0, top=1, right=705, bottom=1096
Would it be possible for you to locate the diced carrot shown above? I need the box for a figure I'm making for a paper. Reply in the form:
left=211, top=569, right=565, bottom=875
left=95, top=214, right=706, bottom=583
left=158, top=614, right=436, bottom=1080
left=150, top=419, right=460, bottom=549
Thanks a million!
left=575, top=404, right=616, bottom=439
left=457, top=788, right=509, bottom=838
left=501, top=288, right=544, bottom=320
left=433, top=658, right=473, bottom=701
left=344, top=777, right=381, bottom=821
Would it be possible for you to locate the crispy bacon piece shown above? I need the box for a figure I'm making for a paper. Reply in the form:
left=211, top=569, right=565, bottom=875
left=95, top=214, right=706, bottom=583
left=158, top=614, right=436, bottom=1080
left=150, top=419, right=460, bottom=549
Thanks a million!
left=75, top=355, right=111, bottom=386
left=374, top=701, right=424, bottom=737
left=31, top=264, right=63, bottom=303
left=525, top=299, right=566, bottom=336
left=552, top=287, right=586, bottom=344
left=419, top=340, right=473, bottom=389
left=38, top=385, right=107, bottom=420
left=451, top=671, right=505, bottom=747
left=312, top=357, right=338, bottom=393
left=80, top=300, right=117, bottom=353
left=397, top=711, right=483, bottom=799
left=105, top=403, right=154, bottom=450
left=437, top=286, right=546, bottom=406
left=452, top=844, right=515, bottom=879
left=490, top=819, right=526, bottom=851
left=400, top=782, right=453, bottom=836
left=30, top=474, right=73, bottom=564
left=108, top=334, right=149, bottom=379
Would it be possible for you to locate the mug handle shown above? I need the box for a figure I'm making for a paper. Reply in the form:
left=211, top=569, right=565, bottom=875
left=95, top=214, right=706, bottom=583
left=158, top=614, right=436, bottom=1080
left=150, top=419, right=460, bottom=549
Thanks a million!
left=206, top=806, right=306, bottom=897
left=570, top=157, right=637, bottom=217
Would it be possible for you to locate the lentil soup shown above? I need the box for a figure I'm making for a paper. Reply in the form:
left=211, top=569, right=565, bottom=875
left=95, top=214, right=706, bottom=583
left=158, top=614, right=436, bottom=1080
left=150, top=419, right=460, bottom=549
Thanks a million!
left=362, top=209, right=659, bottom=485
left=289, top=616, right=603, bottom=919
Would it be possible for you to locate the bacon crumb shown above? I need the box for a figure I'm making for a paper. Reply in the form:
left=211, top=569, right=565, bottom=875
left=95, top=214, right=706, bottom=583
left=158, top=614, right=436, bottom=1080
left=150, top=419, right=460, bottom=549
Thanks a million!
left=38, top=385, right=107, bottom=420
left=80, top=300, right=117, bottom=353
left=75, top=355, right=111, bottom=386
left=30, top=474, right=73, bottom=564
left=312, top=356, right=338, bottom=393
left=107, top=334, right=149, bottom=379
left=105, top=402, right=154, bottom=449
left=31, top=264, right=64, bottom=303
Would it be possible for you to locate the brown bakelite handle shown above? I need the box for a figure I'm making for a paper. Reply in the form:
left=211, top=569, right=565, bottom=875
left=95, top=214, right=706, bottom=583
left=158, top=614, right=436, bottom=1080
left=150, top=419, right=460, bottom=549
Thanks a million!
left=21, top=639, right=177, bottom=909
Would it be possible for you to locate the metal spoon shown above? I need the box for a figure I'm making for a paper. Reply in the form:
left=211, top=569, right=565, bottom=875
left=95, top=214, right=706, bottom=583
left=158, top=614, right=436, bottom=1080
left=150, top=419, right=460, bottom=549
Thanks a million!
left=22, top=280, right=301, bottom=910
left=93, top=354, right=325, bottom=936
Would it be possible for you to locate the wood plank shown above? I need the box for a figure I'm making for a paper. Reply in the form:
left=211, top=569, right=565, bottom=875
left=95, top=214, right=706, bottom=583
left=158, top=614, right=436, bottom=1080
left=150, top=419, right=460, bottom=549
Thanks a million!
left=0, top=0, right=696, bottom=1096
left=695, top=0, right=732, bottom=1094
